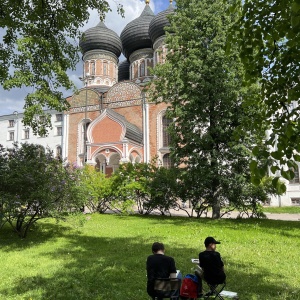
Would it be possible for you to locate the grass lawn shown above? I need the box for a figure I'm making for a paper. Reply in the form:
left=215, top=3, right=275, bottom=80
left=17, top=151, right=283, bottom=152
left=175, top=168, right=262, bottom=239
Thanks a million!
left=262, top=206, right=300, bottom=214
left=0, top=214, right=299, bottom=300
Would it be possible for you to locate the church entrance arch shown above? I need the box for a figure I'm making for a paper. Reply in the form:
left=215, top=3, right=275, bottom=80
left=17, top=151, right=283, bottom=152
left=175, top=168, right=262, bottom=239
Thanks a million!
left=94, top=150, right=121, bottom=176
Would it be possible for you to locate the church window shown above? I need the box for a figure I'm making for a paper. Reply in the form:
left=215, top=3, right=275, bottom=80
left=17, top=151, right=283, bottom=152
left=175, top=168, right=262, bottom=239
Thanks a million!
left=103, top=62, right=108, bottom=75
left=85, top=61, right=89, bottom=74
left=90, top=61, right=96, bottom=75
left=140, top=61, right=145, bottom=77
left=162, top=115, right=172, bottom=147
left=163, top=153, right=172, bottom=169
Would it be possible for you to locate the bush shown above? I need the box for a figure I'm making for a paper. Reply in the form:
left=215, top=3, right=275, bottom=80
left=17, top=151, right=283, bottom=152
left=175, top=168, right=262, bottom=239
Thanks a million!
left=0, top=143, right=84, bottom=238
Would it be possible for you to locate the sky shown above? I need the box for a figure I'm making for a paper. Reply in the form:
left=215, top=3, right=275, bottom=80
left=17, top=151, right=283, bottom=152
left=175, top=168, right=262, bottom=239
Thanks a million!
left=0, top=0, right=173, bottom=116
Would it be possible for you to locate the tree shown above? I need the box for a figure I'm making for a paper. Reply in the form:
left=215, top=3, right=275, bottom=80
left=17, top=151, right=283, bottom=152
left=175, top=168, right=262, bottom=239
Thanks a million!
left=234, top=176, right=282, bottom=218
left=151, top=0, right=262, bottom=218
left=231, top=0, right=300, bottom=184
left=107, top=162, right=180, bottom=215
left=145, top=165, right=180, bottom=215
left=110, top=162, right=152, bottom=214
left=0, top=143, right=84, bottom=238
left=78, top=165, right=114, bottom=213
left=0, top=0, right=123, bottom=135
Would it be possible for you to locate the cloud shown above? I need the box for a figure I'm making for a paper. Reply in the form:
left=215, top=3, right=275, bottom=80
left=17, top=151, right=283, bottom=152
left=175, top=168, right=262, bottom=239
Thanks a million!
left=0, top=88, right=31, bottom=116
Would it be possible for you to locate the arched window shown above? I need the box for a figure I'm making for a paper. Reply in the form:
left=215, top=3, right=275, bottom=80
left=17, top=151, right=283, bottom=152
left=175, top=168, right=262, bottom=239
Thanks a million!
left=140, top=61, right=145, bottom=77
left=162, top=115, right=172, bottom=147
left=90, top=61, right=95, bottom=75
left=163, top=153, right=172, bottom=169
left=85, top=61, right=89, bottom=75
left=103, top=61, right=108, bottom=75
left=56, top=146, right=62, bottom=158
left=155, top=51, right=160, bottom=65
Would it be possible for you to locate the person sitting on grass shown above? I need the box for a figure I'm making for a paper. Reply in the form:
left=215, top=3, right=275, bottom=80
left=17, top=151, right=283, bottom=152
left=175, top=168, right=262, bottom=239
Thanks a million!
left=146, top=242, right=177, bottom=300
left=199, top=236, right=226, bottom=293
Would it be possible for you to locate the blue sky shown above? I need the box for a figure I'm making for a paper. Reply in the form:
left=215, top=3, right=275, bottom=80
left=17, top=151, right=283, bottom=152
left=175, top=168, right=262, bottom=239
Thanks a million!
left=0, top=0, right=175, bottom=116
left=153, top=0, right=173, bottom=13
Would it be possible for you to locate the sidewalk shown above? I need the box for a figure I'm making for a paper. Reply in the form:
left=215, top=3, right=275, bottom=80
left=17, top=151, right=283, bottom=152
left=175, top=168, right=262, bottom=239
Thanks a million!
left=166, top=208, right=300, bottom=221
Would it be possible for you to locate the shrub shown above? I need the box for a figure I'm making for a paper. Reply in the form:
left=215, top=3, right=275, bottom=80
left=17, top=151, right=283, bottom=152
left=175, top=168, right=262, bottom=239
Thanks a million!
left=0, top=143, right=84, bottom=238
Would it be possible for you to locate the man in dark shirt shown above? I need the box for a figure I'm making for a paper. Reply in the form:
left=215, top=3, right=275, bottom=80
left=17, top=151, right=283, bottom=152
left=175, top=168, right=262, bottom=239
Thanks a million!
left=146, top=242, right=177, bottom=300
left=199, top=236, right=226, bottom=285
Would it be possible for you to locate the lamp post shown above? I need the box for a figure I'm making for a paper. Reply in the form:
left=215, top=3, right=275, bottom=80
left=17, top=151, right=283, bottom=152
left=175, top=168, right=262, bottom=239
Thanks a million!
left=79, top=73, right=92, bottom=165
left=13, top=111, right=19, bottom=143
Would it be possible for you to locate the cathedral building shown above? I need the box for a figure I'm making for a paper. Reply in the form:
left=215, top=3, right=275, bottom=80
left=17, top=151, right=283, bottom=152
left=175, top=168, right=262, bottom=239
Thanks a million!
left=66, top=0, right=175, bottom=175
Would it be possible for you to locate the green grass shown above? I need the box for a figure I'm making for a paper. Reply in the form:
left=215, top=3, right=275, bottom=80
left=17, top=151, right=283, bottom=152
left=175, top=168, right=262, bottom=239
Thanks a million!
left=0, top=214, right=299, bottom=300
left=262, top=206, right=300, bottom=214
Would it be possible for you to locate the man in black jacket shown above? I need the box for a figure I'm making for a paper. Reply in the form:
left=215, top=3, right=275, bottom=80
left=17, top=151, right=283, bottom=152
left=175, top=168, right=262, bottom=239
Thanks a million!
left=146, top=242, right=177, bottom=300
left=198, top=236, right=226, bottom=285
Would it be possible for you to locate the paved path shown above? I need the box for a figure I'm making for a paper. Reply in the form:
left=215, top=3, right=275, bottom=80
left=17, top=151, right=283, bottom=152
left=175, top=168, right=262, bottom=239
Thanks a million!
left=261, top=212, right=300, bottom=221
left=100, top=207, right=300, bottom=221
left=165, top=209, right=300, bottom=221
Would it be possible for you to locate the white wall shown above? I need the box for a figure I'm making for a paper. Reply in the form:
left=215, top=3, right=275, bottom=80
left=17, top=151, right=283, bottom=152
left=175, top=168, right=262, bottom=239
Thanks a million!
left=0, top=110, right=65, bottom=158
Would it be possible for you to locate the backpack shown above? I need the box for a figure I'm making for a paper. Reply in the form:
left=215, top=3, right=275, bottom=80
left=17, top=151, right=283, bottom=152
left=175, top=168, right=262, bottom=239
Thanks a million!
left=180, top=274, right=199, bottom=299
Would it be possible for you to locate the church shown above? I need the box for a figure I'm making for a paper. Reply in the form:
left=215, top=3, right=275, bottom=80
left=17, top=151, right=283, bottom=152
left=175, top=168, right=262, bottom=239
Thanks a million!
left=0, top=0, right=174, bottom=172
left=0, top=0, right=299, bottom=206
left=66, top=0, right=174, bottom=175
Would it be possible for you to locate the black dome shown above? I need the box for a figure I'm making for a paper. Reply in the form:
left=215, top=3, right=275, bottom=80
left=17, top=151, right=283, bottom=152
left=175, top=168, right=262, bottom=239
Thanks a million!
left=149, top=2, right=174, bottom=43
left=120, top=4, right=155, bottom=60
left=118, top=60, right=130, bottom=82
left=80, top=22, right=122, bottom=57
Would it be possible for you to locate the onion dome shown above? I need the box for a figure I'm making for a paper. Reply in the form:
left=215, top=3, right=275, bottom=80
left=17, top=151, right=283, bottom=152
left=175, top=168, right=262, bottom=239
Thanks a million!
left=120, top=2, right=155, bottom=60
left=79, top=22, right=122, bottom=57
left=118, top=60, right=130, bottom=82
left=149, top=0, right=175, bottom=43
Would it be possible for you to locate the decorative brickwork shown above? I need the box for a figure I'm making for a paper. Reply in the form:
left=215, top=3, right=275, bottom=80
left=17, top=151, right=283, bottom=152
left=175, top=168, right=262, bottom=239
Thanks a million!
left=69, top=89, right=100, bottom=108
left=106, top=82, right=142, bottom=103
left=84, top=50, right=119, bottom=65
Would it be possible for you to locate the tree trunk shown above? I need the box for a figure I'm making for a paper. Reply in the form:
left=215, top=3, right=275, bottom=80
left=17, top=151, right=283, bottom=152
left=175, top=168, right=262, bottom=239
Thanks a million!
left=212, top=200, right=221, bottom=219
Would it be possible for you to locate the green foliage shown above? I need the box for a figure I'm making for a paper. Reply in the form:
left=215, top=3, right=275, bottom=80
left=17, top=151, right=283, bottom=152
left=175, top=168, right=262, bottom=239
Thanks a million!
left=151, top=0, right=267, bottom=218
left=77, top=162, right=279, bottom=219
left=230, top=0, right=300, bottom=182
left=110, top=162, right=153, bottom=214
left=77, top=162, right=181, bottom=215
left=110, top=162, right=180, bottom=215
left=233, top=176, right=283, bottom=218
left=0, top=143, right=84, bottom=238
left=0, top=0, right=124, bottom=135
left=78, top=165, right=114, bottom=213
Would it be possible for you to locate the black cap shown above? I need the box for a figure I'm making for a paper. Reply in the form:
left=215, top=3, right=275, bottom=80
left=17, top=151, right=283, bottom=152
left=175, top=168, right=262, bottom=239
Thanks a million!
left=204, top=237, right=221, bottom=247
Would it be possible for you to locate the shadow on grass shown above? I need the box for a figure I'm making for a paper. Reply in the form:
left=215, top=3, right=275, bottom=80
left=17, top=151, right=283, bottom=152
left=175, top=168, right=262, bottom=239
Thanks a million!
left=0, top=220, right=77, bottom=251
left=0, top=214, right=299, bottom=299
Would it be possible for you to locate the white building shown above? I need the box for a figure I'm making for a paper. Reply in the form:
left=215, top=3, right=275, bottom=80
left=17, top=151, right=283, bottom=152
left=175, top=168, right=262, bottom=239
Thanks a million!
left=0, top=110, right=65, bottom=158
left=270, top=174, right=300, bottom=206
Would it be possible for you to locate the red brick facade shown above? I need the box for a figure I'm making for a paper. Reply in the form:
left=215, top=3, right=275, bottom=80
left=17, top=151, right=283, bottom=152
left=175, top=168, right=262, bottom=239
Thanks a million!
left=66, top=81, right=169, bottom=172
